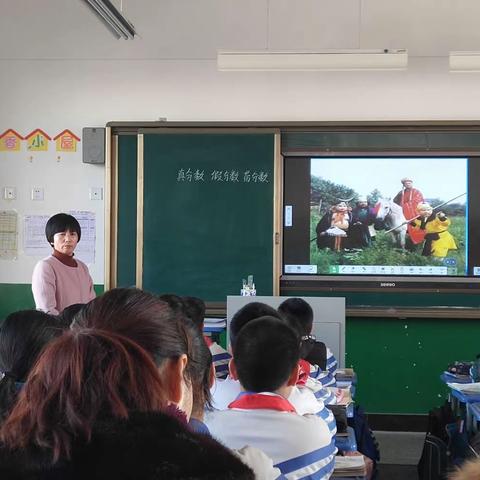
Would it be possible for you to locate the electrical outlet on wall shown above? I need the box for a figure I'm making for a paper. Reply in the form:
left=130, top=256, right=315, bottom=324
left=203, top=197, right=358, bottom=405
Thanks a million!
left=3, top=187, right=16, bottom=200
left=31, top=187, right=44, bottom=201
left=89, top=187, right=103, bottom=200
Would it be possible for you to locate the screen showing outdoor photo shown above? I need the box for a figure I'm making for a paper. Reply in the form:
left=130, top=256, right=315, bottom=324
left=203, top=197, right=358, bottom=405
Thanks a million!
left=283, top=156, right=480, bottom=278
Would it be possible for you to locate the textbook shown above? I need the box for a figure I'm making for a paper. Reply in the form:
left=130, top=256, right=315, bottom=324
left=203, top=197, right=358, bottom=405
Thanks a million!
left=333, top=455, right=366, bottom=477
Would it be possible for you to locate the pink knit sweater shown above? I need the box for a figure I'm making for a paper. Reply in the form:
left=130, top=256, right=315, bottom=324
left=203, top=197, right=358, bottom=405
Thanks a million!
left=32, top=255, right=96, bottom=315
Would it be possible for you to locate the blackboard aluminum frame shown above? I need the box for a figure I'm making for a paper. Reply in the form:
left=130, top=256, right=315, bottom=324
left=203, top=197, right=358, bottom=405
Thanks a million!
left=136, top=133, right=144, bottom=288
left=104, top=127, right=117, bottom=290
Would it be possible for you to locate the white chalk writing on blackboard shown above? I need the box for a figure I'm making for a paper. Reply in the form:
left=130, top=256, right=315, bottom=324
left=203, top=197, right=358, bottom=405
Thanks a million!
left=177, top=169, right=269, bottom=183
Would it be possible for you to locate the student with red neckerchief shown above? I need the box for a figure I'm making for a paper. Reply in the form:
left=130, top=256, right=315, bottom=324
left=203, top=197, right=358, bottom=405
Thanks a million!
left=206, top=316, right=337, bottom=480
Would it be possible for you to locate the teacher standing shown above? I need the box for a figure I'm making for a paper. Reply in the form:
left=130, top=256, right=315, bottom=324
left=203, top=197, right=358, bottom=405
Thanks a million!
left=32, top=213, right=95, bottom=315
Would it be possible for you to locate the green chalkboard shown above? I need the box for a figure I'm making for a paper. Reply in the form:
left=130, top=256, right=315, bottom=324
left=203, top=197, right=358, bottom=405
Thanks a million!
left=141, top=133, right=275, bottom=301
left=117, top=135, right=137, bottom=287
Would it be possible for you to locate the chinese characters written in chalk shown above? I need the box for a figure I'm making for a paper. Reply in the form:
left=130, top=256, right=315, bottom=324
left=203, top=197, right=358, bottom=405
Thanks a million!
left=177, top=169, right=269, bottom=183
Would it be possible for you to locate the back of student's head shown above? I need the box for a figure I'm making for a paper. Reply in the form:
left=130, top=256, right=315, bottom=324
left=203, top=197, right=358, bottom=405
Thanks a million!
left=278, top=297, right=313, bottom=337
left=158, top=293, right=186, bottom=314
left=233, top=316, right=300, bottom=393
left=0, top=310, right=64, bottom=420
left=57, top=303, right=85, bottom=327
left=0, top=328, right=167, bottom=462
left=182, top=296, right=206, bottom=330
left=230, top=302, right=282, bottom=349
left=74, top=288, right=191, bottom=369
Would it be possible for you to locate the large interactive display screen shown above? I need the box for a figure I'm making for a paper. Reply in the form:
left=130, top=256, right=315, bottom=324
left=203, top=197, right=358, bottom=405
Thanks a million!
left=282, top=156, right=480, bottom=291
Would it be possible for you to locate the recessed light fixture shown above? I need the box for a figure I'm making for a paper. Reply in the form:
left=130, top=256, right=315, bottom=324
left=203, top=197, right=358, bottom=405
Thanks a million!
left=217, top=49, right=408, bottom=71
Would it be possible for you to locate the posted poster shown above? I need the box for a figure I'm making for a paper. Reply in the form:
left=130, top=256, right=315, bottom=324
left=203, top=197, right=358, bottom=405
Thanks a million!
left=69, top=210, right=96, bottom=264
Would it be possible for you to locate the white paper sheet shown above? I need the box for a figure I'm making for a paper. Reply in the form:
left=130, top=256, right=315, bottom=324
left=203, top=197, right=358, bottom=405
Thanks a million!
left=0, top=210, right=18, bottom=259
left=69, top=210, right=96, bottom=265
left=23, top=214, right=50, bottom=257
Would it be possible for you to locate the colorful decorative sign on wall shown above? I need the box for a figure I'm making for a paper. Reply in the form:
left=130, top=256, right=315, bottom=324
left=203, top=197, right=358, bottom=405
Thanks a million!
left=54, top=129, right=80, bottom=152
left=25, top=129, right=51, bottom=151
left=0, top=129, right=24, bottom=152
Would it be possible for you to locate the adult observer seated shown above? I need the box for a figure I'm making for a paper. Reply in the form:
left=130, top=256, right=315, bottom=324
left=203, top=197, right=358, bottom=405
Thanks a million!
left=32, top=213, right=95, bottom=315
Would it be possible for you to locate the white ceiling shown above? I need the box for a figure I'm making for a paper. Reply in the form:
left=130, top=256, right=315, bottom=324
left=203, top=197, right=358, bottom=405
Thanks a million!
left=1, top=0, right=480, bottom=59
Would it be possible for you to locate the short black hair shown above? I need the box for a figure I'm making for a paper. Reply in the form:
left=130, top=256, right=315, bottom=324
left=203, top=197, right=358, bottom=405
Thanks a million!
left=0, top=310, right=66, bottom=419
left=233, top=316, right=300, bottom=392
left=182, top=296, right=206, bottom=330
left=57, top=303, right=86, bottom=328
left=278, top=298, right=313, bottom=337
left=158, top=293, right=186, bottom=315
left=45, top=213, right=81, bottom=245
left=229, top=302, right=282, bottom=348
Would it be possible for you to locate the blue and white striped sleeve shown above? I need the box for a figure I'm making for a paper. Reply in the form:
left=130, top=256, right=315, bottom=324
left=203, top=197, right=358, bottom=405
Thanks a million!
left=309, top=364, right=336, bottom=387
left=317, top=406, right=337, bottom=437
left=274, top=437, right=337, bottom=480
left=325, top=347, right=338, bottom=377
left=209, top=342, right=232, bottom=379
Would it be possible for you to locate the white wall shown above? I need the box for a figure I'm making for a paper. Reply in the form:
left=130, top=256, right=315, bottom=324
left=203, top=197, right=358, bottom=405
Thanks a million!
left=2, top=29, right=480, bottom=285
left=1, top=57, right=480, bottom=285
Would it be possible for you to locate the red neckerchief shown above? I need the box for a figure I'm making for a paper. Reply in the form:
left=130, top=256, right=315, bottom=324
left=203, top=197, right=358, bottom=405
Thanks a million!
left=52, top=249, right=77, bottom=267
left=228, top=392, right=296, bottom=413
left=297, top=359, right=311, bottom=386
left=203, top=335, right=213, bottom=347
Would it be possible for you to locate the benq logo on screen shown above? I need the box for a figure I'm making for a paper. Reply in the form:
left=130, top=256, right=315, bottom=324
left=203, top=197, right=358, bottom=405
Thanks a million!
left=380, top=282, right=396, bottom=287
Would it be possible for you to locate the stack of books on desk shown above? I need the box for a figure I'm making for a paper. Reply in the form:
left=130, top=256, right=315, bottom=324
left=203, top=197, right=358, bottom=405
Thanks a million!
left=333, top=455, right=366, bottom=477
left=336, top=368, right=355, bottom=382
left=204, top=317, right=226, bottom=328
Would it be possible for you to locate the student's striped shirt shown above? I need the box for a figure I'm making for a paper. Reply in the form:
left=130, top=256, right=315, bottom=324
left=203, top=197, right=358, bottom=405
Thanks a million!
left=289, top=386, right=337, bottom=437
left=208, top=341, right=231, bottom=379
left=211, top=378, right=337, bottom=437
left=206, top=392, right=337, bottom=480
left=309, top=347, right=338, bottom=387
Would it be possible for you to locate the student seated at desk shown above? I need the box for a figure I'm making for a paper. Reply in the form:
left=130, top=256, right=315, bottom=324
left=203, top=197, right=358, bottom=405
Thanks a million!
left=279, top=299, right=378, bottom=478
left=278, top=297, right=338, bottom=387
left=182, top=295, right=231, bottom=379
left=206, top=316, right=337, bottom=480
left=211, top=302, right=337, bottom=436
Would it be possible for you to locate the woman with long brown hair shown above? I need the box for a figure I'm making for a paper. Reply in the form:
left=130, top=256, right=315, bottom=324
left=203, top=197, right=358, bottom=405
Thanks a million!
left=0, top=290, right=254, bottom=479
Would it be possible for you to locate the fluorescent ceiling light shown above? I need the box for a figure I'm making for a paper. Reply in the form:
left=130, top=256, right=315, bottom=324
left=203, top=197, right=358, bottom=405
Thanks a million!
left=217, top=49, right=408, bottom=71
left=450, top=51, right=480, bottom=72
left=82, top=0, right=136, bottom=39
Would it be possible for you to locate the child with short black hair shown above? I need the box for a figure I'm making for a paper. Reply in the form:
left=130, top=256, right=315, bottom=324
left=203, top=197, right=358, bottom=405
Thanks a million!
left=211, top=302, right=284, bottom=410
left=211, top=301, right=337, bottom=436
left=207, top=316, right=336, bottom=479
left=278, top=297, right=338, bottom=386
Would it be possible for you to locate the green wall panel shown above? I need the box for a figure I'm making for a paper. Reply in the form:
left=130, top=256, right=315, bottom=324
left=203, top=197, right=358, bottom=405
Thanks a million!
left=0, top=284, right=104, bottom=322
left=347, top=317, right=480, bottom=414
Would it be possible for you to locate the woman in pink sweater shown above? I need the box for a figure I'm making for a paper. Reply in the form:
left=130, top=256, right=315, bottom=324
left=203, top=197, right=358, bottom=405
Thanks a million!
left=32, top=213, right=95, bottom=315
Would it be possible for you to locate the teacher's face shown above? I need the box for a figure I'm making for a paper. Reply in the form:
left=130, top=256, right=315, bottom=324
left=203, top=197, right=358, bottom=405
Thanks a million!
left=53, top=230, right=78, bottom=256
